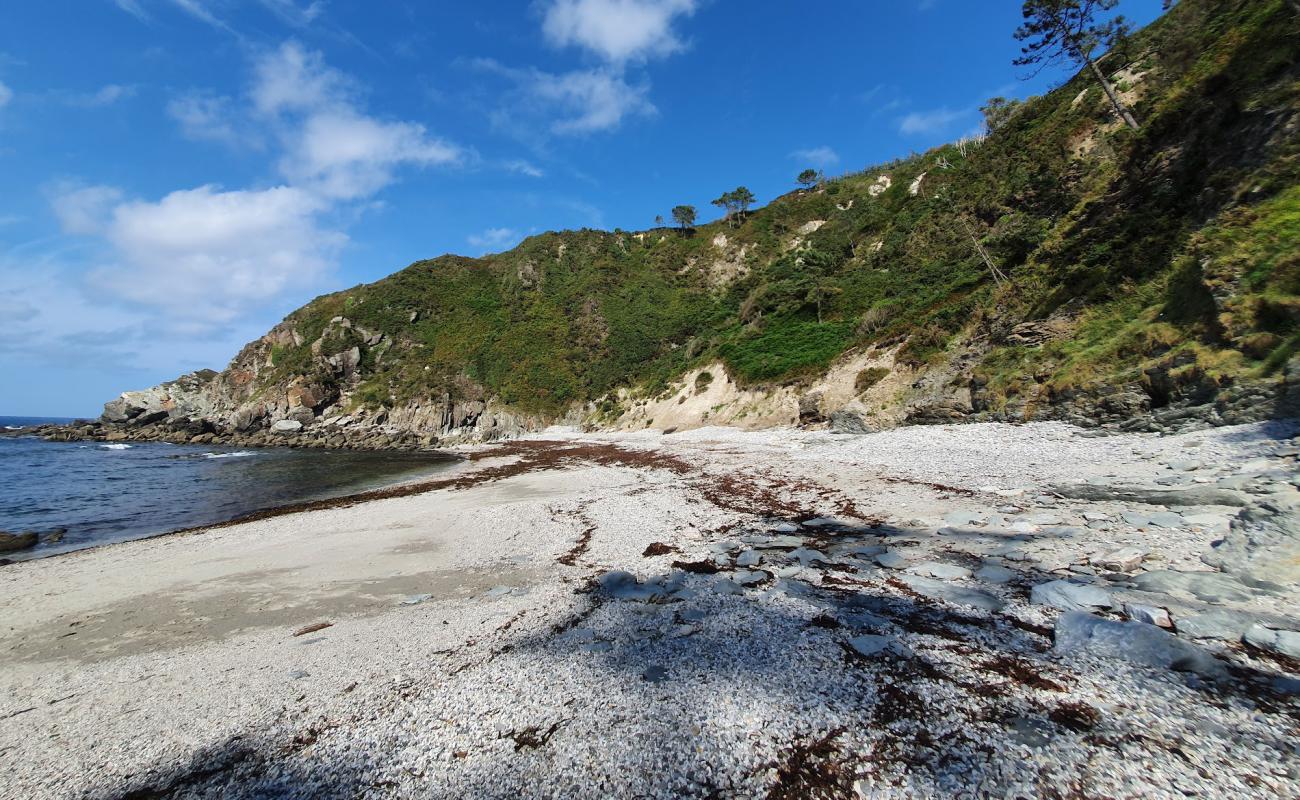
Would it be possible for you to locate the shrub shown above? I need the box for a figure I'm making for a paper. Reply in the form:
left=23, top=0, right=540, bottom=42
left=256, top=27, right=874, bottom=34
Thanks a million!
left=855, top=367, right=891, bottom=393
left=694, top=371, right=714, bottom=393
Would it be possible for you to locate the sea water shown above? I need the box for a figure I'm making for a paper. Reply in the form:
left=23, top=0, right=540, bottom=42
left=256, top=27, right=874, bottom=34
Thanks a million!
left=0, top=417, right=458, bottom=560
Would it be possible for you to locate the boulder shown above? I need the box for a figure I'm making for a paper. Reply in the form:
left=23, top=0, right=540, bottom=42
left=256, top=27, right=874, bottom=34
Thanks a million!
left=829, top=409, right=871, bottom=435
left=0, top=531, right=38, bottom=553
left=1175, top=609, right=1258, bottom=642
left=271, top=419, right=304, bottom=434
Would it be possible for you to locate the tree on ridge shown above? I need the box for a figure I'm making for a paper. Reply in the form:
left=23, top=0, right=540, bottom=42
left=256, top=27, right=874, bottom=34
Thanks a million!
left=1014, top=0, right=1140, bottom=131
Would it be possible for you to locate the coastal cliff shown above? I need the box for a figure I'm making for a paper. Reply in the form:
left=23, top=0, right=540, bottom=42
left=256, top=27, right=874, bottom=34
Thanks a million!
left=80, top=0, right=1300, bottom=448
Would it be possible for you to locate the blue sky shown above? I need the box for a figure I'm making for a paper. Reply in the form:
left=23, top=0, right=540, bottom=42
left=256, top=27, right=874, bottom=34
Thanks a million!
left=0, top=0, right=1164, bottom=417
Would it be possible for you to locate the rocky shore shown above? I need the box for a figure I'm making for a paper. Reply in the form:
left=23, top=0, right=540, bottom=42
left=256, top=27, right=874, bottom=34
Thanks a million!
left=8, top=417, right=448, bottom=452
left=1, top=420, right=1297, bottom=798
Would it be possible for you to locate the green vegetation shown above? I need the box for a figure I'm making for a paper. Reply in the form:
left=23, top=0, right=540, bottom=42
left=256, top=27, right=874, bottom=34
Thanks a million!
left=855, top=368, right=891, bottom=394
left=250, top=0, right=1297, bottom=422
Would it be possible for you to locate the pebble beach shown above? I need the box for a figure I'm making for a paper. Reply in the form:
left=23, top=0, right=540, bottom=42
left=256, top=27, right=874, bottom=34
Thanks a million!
left=1, top=421, right=1297, bottom=799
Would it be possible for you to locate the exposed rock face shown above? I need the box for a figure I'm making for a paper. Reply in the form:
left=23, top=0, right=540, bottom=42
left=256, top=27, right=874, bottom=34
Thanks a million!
left=97, top=315, right=542, bottom=448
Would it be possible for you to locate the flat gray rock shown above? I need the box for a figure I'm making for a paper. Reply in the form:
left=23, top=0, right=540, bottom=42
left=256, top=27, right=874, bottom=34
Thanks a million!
left=787, top=548, right=830, bottom=566
left=1132, top=570, right=1257, bottom=603
left=898, top=574, right=1004, bottom=612
left=907, top=561, right=973, bottom=580
left=974, top=564, right=1017, bottom=584
left=1030, top=580, right=1113, bottom=611
left=735, top=550, right=762, bottom=567
left=1147, top=511, right=1185, bottom=529
left=1050, top=484, right=1249, bottom=507
left=943, top=511, right=984, bottom=527
left=1055, top=611, right=1225, bottom=678
left=752, top=535, right=805, bottom=549
left=730, top=569, right=770, bottom=587
left=1175, top=609, right=1257, bottom=642
left=1244, top=624, right=1300, bottom=659
left=597, top=571, right=664, bottom=602
left=1201, top=496, right=1300, bottom=585
left=875, top=550, right=908, bottom=569
left=847, top=635, right=896, bottom=657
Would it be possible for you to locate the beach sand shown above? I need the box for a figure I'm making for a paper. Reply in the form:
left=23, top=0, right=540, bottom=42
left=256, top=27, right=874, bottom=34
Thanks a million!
left=1, top=422, right=1297, bottom=798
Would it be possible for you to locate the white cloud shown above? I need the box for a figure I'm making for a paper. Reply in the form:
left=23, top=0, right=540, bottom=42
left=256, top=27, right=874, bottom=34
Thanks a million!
left=50, top=185, right=126, bottom=235
left=250, top=41, right=352, bottom=116
left=503, top=159, right=545, bottom=178
left=790, top=146, right=839, bottom=168
left=84, top=184, right=342, bottom=325
left=899, top=107, right=970, bottom=135
left=475, top=59, right=654, bottom=136
left=282, top=109, right=461, bottom=199
left=248, top=43, right=461, bottom=198
left=113, top=0, right=149, bottom=21
left=0, top=80, right=12, bottom=108
left=48, top=42, right=461, bottom=331
left=542, top=0, right=697, bottom=65
left=467, top=227, right=519, bottom=253
left=257, top=0, right=325, bottom=27
left=68, top=84, right=136, bottom=108
left=536, top=68, right=654, bottom=134
left=167, top=91, right=246, bottom=146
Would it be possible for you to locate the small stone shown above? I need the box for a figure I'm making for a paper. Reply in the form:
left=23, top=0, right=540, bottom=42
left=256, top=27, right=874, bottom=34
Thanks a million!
left=1091, top=547, right=1146, bottom=572
left=1125, top=604, right=1172, bottom=628
left=735, top=550, right=762, bottom=567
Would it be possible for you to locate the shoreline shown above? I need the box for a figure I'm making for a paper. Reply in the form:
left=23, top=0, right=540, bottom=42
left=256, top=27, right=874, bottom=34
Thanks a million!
left=0, top=437, right=468, bottom=565
left=2, top=420, right=1297, bottom=798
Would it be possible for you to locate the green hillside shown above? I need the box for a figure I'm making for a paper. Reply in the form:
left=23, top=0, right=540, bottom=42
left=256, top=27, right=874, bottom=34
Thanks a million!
left=255, top=0, right=1299, bottom=425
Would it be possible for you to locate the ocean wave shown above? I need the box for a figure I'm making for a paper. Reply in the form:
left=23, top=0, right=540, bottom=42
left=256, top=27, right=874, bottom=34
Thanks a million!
left=100, top=443, right=133, bottom=450
left=4, top=425, right=23, bottom=430
left=203, top=451, right=258, bottom=459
